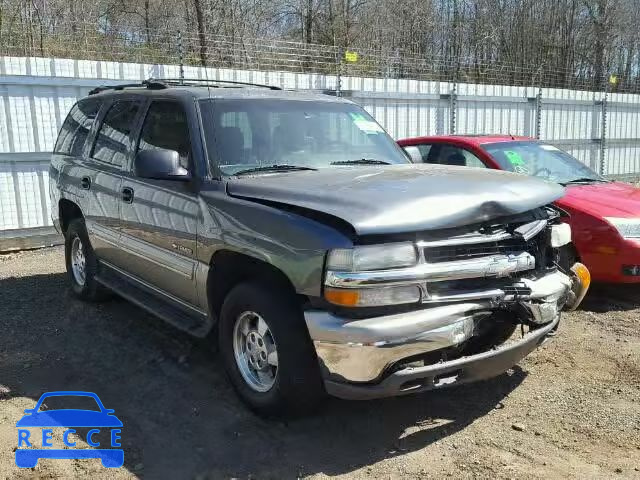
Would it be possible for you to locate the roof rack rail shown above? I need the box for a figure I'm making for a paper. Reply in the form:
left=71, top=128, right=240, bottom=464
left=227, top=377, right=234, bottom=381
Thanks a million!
left=88, top=80, right=167, bottom=95
left=87, top=78, right=282, bottom=96
left=148, top=78, right=282, bottom=90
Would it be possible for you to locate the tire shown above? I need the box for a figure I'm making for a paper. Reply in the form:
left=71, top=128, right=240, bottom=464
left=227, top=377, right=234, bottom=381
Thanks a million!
left=64, top=218, right=110, bottom=302
left=218, top=281, right=325, bottom=417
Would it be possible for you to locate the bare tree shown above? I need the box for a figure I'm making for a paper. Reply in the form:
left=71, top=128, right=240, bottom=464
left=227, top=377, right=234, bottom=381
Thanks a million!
left=1, top=0, right=640, bottom=91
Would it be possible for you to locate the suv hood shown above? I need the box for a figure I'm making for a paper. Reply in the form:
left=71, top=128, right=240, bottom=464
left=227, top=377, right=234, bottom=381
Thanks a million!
left=226, top=164, right=565, bottom=235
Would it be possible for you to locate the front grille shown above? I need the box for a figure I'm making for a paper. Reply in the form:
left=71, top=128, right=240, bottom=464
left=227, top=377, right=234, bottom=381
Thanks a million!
left=426, top=278, right=533, bottom=296
left=423, top=237, right=536, bottom=263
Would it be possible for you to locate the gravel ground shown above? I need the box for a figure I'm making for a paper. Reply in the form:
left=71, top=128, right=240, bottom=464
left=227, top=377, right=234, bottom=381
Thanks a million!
left=0, top=247, right=639, bottom=479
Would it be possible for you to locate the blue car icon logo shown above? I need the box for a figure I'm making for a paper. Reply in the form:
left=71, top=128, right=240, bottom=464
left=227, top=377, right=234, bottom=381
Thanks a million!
left=15, top=391, right=123, bottom=468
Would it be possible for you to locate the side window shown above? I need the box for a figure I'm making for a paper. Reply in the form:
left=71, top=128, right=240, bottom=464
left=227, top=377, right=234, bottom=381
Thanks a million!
left=402, top=144, right=432, bottom=163
left=138, top=101, right=192, bottom=169
left=54, top=99, right=102, bottom=156
left=430, top=145, right=487, bottom=168
left=91, top=100, right=140, bottom=167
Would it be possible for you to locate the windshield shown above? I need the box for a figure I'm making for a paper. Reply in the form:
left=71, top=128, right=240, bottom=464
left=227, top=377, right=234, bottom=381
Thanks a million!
left=483, top=141, right=605, bottom=184
left=200, top=99, right=410, bottom=175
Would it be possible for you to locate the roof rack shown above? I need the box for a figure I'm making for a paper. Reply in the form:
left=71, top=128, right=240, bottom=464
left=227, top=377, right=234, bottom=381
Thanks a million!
left=88, top=78, right=282, bottom=95
left=149, top=78, right=282, bottom=90
left=88, top=80, right=167, bottom=95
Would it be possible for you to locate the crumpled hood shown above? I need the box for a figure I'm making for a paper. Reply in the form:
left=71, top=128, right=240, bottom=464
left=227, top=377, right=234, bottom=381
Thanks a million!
left=226, top=164, right=565, bottom=235
left=558, top=181, right=640, bottom=217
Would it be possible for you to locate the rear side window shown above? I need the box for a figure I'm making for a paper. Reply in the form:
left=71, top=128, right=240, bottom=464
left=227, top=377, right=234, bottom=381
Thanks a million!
left=402, top=144, right=432, bottom=163
left=138, top=101, right=192, bottom=169
left=92, top=100, right=140, bottom=167
left=54, top=99, right=102, bottom=156
left=428, top=144, right=487, bottom=168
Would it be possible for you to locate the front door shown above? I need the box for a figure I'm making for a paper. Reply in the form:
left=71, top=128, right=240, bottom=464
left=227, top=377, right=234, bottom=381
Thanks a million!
left=118, top=100, right=201, bottom=307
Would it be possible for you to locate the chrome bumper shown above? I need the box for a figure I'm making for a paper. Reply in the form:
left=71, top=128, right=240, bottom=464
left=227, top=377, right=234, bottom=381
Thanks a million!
left=325, top=315, right=560, bottom=400
left=306, top=270, right=579, bottom=396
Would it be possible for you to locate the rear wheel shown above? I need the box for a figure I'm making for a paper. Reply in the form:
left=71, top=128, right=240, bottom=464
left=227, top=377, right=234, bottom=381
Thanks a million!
left=64, top=219, right=110, bottom=301
left=219, top=281, right=325, bottom=417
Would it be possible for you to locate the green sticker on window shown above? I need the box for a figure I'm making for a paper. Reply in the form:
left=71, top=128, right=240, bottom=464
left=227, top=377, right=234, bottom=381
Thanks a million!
left=350, top=112, right=383, bottom=133
left=504, top=150, right=525, bottom=166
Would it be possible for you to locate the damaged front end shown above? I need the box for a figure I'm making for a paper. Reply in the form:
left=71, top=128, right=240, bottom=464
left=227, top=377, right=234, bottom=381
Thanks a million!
left=305, top=207, right=590, bottom=399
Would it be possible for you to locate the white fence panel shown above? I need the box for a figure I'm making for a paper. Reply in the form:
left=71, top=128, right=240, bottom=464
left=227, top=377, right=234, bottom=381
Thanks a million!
left=1, top=55, right=640, bottom=244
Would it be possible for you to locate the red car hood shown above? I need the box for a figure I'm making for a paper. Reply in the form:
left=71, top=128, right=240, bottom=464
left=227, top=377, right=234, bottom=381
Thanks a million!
left=557, top=181, right=640, bottom=217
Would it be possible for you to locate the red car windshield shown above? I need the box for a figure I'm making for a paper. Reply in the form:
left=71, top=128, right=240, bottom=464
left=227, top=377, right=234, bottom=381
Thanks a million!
left=483, top=141, right=606, bottom=185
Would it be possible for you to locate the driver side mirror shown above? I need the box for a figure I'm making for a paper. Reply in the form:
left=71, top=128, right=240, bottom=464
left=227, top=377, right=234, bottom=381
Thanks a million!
left=134, top=149, right=190, bottom=181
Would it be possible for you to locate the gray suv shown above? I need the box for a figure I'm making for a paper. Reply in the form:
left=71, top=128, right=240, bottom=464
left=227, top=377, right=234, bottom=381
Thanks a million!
left=50, top=79, right=589, bottom=416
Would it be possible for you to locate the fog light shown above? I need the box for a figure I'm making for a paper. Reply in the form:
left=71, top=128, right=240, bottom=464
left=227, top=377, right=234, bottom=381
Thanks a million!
left=428, top=317, right=474, bottom=345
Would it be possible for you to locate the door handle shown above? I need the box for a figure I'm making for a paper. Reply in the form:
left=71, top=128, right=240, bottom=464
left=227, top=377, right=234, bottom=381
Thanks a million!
left=80, top=176, right=91, bottom=190
left=121, top=187, right=134, bottom=204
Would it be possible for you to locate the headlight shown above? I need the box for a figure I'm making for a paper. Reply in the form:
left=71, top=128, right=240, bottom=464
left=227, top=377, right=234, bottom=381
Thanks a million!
left=604, top=217, right=640, bottom=239
left=550, top=223, right=572, bottom=247
left=324, top=243, right=420, bottom=307
left=326, top=242, right=418, bottom=271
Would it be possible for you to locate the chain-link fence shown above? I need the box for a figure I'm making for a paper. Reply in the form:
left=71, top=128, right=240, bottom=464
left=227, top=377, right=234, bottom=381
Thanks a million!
left=1, top=22, right=640, bottom=248
left=0, top=20, right=638, bottom=93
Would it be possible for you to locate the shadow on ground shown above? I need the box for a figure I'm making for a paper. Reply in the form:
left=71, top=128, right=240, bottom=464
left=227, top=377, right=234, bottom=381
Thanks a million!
left=579, top=283, right=640, bottom=312
left=0, top=272, right=527, bottom=478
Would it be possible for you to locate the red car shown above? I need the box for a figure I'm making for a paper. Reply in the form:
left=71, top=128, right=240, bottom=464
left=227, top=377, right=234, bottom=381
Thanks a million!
left=397, top=135, right=640, bottom=283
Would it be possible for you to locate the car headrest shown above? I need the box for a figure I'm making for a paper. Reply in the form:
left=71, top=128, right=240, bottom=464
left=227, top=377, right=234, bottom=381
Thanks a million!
left=218, top=126, right=244, bottom=163
left=447, top=152, right=466, bottom=166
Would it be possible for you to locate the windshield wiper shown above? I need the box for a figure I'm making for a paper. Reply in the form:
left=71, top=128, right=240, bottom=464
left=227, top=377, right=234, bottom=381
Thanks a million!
left=331, top=158, right=391, bottom=166
left=560, top=177, right=609, bottom=185
left=235, top=165, right=318, bottom=176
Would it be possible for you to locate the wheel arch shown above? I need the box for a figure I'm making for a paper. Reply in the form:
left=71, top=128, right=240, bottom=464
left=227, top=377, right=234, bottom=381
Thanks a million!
left=206, top=249, right=303, bottom=329
left=58, top=199, right=84, bottom=235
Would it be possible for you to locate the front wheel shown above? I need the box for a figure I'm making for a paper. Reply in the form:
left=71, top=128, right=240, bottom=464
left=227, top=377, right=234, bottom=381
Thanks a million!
left=218, top=282, right=325, bottom=417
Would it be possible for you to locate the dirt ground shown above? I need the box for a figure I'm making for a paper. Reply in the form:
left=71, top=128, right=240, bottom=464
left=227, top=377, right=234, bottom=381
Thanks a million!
left=0, top=246, right=638, bottom=479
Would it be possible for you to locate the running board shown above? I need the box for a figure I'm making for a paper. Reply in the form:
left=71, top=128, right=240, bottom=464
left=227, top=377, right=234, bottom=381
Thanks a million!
left=96, top=262, right=210, bottom=337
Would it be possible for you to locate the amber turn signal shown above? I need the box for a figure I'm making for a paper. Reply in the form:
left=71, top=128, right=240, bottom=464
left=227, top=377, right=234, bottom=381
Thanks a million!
left=565, top=262, right=590, bottom=311
left=324, top=288, right=360, bottom=307
left=571, top=262, right=591, bottom=291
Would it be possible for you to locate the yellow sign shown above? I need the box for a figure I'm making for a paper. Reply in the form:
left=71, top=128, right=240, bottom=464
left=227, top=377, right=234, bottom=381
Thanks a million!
left=609, top=74, right=618, bottom=85
left=344, top=50, right=359, bottom=63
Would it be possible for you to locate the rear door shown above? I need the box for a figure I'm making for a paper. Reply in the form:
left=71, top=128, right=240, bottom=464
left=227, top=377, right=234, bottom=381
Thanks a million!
left=52, top=97, right=103, bottom=226
left=118, top=99, right=201, bottom=306
left=84, top=98, right=142, bottom=266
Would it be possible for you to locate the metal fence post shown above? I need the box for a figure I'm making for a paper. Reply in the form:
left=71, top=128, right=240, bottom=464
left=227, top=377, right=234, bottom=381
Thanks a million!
left=450, top=81, right=457, bottom=134
left=178, top=30, right=185, bottom=84
left=600, top=90, right=608, bottom=175
left=535, top=86, right=542, bottom=139
left=335, top=48, right=342, bottom=98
